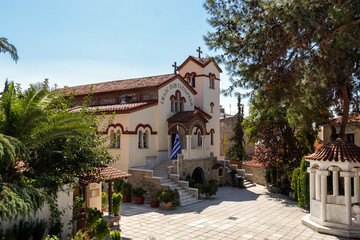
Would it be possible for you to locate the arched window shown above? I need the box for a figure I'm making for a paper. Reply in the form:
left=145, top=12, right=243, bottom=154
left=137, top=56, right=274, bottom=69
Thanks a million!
left=143, top=130, right=148, bottom=148
left=179, top=101, right=183, bottom=112
left=171, top=100, right=175, bottom=112
left=115, top=130, right=121, bottom=148
left=211, top=132, right=214, bottom=145
left=192, top=75, right=196, bottom=88
left=110, top=130, right=115, bottom=148
left=210, top=102, right=214, bottom=113
left=138, top=130, right=143, bottom=148
left=197, top=132, right=202, bottom=146
left=209, top=76, right=215, bottom=89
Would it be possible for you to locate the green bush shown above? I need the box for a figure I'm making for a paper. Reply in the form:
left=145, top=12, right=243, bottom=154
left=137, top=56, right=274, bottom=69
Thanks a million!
left=110, top=230, right=122, bottom=240
left=132, top=187, right=147, bottom=197
left=121, top=182, right=132, bottom=196
left=101, top=192, right=108, bottom=207
left=201, top=181, right=218, bottom=197
left=291, top=157, right=310, bottom=207
left=158, top=188, right=179, bottom=205
left=85, top=208, right=102, bottom=230
left=94, top=218, right=110, bottom=240
left=33, top=219, right=47, bottom=240
left=113, top=179, right=124, bottom=194
left=112, top=192, right=123, bottom=216
left=44, top=235, right=59, bottom=240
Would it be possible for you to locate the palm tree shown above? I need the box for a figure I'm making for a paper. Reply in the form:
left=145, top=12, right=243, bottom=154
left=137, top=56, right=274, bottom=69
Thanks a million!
left=0, top=81, right=91, bottom=149
left=0, top=38, right=19, bottom=62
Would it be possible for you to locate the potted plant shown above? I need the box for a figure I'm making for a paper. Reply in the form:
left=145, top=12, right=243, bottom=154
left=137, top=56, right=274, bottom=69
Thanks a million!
left=150, top=190, right=162, bottom=208
left=230, top=169, right=237, bottom=187
left=158, top=188, right=179, bottom=210
left=201, top=181, right=218, bottom=199
left=110, top=230, right=122, bottom=240
left=133, top=186, right=147, bottom=205
left=101, top=192, right=108, bottom=212
left=112, top=192, right=123, bottom=216
left=121, top=182, right=132, bottom=202
left=113, top=179, right=124, bottom=194
left=194, top=183, right=203, bottom=199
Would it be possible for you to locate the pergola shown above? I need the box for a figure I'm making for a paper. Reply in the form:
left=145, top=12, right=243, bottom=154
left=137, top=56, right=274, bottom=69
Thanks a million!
left=78, top=165, right=131, bottom=213
left=302, top=138, right=360, bottom=238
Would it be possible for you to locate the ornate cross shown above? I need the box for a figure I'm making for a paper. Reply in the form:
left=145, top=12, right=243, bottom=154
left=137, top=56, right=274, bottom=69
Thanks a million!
left=197, top=46, right=203, bottom=58
left=172, top=62, right=177, bottom=74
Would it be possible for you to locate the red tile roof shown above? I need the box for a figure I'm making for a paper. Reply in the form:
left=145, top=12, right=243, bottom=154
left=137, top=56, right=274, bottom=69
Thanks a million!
left=305, top=138, right=360, bottom=162
left=78, top=165, right=131, bottom=185
left=332, top=113, right=360, bottom=124
left=65, top=74, right=176, bottom=96
left=69, top=100, right=157, bottom=114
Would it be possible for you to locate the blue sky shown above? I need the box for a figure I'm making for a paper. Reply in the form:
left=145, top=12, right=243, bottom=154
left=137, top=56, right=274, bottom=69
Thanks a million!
left=0, top=0, right=249, bottom=115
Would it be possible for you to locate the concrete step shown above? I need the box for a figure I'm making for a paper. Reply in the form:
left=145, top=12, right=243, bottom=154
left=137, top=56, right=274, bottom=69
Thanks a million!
left=244, top=180, right=256, bottom=188
left=181, top=198, right=200, bottom=206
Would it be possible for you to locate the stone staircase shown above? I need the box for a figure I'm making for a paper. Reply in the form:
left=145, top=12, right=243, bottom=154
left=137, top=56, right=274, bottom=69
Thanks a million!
left=153, top=160, right=199, bottom=206
left=233, top=168, right=256, bottom=189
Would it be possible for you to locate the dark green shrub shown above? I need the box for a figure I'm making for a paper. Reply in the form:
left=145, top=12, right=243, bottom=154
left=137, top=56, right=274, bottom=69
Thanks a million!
left=121, top=183, right=132, bottom=196
left=158, top=188, right=179, bottom=205
left=33, top=219, right=47, bottom=240
left=101, top=192, right=108, bottom=207
left=132, top=187, right=147, bottom=197
left=94, top=218, right=110, bottom=240
left=291, top=157, right=310, bottom=207
left=201, top=181, right=218, bottom=197
left=113, top=179, right=124, bottom=194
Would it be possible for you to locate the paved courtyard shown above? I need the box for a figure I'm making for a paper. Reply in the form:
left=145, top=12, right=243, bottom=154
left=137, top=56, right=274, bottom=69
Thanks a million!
left=119, top=185, right=349, bottom=240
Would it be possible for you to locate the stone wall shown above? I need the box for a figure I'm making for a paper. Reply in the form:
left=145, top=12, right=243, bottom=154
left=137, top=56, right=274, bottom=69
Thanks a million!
left=128, top=168, right=163, bottom=199
left=242, top=164, right=267, bottom=185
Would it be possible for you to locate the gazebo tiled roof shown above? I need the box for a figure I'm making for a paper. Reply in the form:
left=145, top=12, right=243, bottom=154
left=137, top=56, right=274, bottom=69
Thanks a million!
left=167, top=110, right=209, bottom=123
left=305, top=138, right=360, bottom=163
left=78, top=165, right=131, bottom=185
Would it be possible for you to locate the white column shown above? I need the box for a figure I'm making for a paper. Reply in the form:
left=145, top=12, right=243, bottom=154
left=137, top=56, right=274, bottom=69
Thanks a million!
left=329, top=166, right=340, bottom=196
left=352, top=168, right=360, bottom=203
left=201, top=135, right=206, bottom=158
left=186, top=135, right=191, bottom=160
left=316, top=170, right=321, bottom=201
left=168, top=135, right=172, bottom=158
left=317, top=169, right=330, bottom=221
left=307, top=168, right=316, bottom=200
left=340, top=171, right=355, bottom=225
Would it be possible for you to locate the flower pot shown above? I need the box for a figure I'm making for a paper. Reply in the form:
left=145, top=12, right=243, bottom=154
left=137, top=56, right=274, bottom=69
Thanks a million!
left=162, top=201, right=172, bottom=210
left=205, top=193, right=211, bottom=199
left=123, top=195, right=132, bottom=202
left=134, top=196, right=144, bottom=205
left=198, top=195, right=202, bottom=200
left=150, top=199, right=159, bottom=208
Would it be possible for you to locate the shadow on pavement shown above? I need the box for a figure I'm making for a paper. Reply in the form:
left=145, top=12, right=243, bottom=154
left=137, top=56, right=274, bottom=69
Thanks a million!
left=120, top=186, right=260, bottom=217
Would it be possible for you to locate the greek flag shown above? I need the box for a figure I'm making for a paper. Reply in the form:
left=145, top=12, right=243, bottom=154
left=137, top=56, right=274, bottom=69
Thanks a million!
left=170, top=131, right=181, bottom=160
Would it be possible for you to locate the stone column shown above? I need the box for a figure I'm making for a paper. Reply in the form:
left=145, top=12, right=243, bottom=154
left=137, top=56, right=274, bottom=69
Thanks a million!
left=316, top=170, right=321, bottom=201
left=317, top=169, right=330, bottom=221
left=329, top=166, right=340, bottom=196
left=168, top=135, right=172, bottom=158
left=186, top=135, right=191, bottom=160
left=307, top=168, right=316, bottom=200
left=352, top=168, right=360, bottom=203
left=201, top=135, right=206, bottom=158
left=340, top=171, right=355, bottom=225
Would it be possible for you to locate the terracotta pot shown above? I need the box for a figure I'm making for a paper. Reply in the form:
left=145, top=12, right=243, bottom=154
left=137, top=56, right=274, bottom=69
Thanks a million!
left=163, top=202, right=172, bottom=210
left=150, top=199, right=160, bottom=208
left=134, top=196, right=144, bottom=205
left=123, top=195, right=132, bottom=202
left=205, top=193, right=211, bottom=199
left=198, top=195, right=202, bottom=200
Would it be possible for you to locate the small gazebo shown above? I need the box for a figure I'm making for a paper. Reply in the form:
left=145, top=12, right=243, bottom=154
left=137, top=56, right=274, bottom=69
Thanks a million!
left=302, top=138, right=360, bottom=237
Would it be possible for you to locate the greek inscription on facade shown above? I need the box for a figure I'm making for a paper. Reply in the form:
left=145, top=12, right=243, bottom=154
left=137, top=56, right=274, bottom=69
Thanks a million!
left=160, top=83, right=193, bottom=106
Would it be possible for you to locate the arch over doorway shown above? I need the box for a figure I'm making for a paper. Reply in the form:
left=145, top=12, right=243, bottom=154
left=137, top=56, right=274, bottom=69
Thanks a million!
left=192, top=167, right=205, bottom=184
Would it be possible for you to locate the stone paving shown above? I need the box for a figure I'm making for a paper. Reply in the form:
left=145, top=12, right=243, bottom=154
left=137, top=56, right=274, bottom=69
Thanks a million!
left=118, top=185, right=350, bottom=240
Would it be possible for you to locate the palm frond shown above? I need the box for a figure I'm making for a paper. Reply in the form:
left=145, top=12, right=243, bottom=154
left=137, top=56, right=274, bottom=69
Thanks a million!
left=0, top=37, right=19, bottom=63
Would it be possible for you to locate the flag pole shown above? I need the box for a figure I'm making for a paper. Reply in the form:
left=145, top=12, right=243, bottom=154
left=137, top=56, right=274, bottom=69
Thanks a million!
left=177, top=125, right=179, bottom=175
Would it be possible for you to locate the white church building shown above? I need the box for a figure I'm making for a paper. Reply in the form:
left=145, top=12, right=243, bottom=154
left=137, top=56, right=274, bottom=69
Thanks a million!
left=68, top=54, right=227, bottom=204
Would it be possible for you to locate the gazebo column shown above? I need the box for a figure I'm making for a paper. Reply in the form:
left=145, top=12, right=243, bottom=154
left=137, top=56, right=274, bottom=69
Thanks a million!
left=186, top=135, right=191, bottom=160
left=352, top=168, right=360, bottom=203
left=340, top=171, right=355, bottom=225
left=315, top=170, right=321, bottom=201
left=201, top=135, right=206, bottom=158
left=329, top=166, right=340, bottom=196
left=317, top=169, right=330, bottom=221
left=308, top=168, right=316, bottom=200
